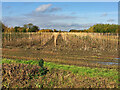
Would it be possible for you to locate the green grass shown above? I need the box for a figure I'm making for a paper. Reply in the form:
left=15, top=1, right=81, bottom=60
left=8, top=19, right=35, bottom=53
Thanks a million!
left=2, top=58, right=118, bottom=82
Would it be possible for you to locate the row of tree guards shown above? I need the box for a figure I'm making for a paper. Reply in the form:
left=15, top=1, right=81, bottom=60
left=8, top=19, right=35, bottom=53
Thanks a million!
left=2, top=32, right=119, bottom=47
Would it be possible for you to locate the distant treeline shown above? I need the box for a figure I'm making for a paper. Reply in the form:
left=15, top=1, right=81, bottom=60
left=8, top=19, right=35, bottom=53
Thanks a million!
left=1, top=22, right=119, bottom=33
left=87, top=24, right=119, bottom=33
left=70, top=24, right=119, bottom=33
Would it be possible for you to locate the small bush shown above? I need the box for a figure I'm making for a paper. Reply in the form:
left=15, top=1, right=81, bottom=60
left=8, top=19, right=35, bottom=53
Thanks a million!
left=38, top=59, right=49, bottom=76
left=38, top=59, right=44, bottom=67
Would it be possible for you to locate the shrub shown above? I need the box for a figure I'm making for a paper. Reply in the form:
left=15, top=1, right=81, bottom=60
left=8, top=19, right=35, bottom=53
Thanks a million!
left=38, top=59, right=49, bottom=76
left=39, top=59, right=44, bottom=67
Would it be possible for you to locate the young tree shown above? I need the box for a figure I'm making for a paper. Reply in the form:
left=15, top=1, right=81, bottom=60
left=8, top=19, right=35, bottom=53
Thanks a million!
left=23, top=24, right=28, bottom=29
left=22, top=28, right=26, bottom=32
left=14, top=26, right=20, bottom=32
left=28, top=23, right=33, bottom=29
left=28, top=25, right=39, bottom=32
left=54, top=29, right=58, bottom=32
left=1, top=23, right=8, bottom=32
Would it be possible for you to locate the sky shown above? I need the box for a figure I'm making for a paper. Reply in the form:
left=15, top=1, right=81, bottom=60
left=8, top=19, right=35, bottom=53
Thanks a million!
left=2, top=2, right=118, bottom=31
left=1, top=0, right=120, bottom=2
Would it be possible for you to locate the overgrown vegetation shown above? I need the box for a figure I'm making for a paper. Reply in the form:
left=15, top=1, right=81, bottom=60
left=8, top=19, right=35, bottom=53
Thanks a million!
left=2, top=58, right=119, bottom=88
left=2, top=58, right=118, bottom=80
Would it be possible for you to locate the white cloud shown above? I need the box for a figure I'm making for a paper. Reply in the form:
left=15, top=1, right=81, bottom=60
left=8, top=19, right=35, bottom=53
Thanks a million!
left=35, top=4, right=52, bottom=12
left=2, top=16, right=93, bottom=31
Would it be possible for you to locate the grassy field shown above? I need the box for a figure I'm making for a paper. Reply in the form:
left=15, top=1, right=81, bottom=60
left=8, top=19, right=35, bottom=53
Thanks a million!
left=1, top=32, right=119, bottom=88
left=2, top=58, right=119, bottom=88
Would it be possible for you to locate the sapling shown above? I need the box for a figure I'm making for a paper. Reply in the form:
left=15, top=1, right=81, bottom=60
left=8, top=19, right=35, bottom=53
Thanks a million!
left=38, top=59, right=48, bottom=76
left=38, top=59, right=44, bottom=67
left=38, top=59, right=48, bottom=88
